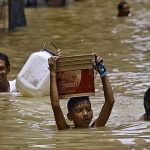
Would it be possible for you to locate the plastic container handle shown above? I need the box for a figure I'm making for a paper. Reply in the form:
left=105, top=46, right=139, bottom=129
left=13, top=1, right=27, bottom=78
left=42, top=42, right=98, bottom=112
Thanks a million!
left=42, top=48, right=56, bottom=56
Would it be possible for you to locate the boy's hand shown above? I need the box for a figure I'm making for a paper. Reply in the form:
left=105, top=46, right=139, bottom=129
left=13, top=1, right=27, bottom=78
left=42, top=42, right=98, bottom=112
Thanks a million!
left=55, top=49, right=61, bottom=57
left=48, top=56, right=59, bottom=74
left=94, top=54, right=107, bottom=77
left=48, top=49, right=61, bottom=73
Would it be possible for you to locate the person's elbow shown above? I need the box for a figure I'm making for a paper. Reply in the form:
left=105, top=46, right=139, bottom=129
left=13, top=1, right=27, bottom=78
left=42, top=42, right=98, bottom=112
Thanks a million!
left=108, top=97, right=115, bottom=106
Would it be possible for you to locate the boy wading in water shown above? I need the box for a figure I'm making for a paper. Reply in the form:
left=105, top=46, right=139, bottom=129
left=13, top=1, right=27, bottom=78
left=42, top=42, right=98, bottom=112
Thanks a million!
left=49, top=53, right=115, bottom=130
left=117, top=1, right=131, bottom=17
left=139, top=87, right=150, bottom=121
left=0, top=52, right=16, bottom=93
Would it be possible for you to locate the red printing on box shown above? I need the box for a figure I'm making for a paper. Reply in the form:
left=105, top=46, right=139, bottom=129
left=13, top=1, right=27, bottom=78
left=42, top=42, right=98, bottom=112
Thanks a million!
left=56, top=69, right=95, bottom=97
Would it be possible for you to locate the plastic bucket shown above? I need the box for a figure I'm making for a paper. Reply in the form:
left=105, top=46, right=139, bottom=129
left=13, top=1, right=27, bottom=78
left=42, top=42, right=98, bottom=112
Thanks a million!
left=16, top=49, right=53, bottom=97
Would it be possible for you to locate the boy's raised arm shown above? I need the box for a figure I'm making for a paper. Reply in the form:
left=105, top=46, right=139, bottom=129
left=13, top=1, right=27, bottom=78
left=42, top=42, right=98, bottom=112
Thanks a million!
left=49, top=56, right=70, bottom=130
left=92, top=55, right=115, bottom=127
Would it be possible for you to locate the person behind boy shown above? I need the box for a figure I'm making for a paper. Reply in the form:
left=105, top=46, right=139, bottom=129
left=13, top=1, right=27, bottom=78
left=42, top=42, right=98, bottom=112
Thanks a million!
left=49, top=53, right=115, bottom=130
left=139, top=87, right=150, bottom=121
left=0, top=52, right=16, bottom=93
left=117, top=1, right=131, bottom=17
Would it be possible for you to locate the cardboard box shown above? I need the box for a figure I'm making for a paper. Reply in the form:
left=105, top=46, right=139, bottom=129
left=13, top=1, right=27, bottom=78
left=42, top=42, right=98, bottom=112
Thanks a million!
left=56, top=54, right=95, bottom=98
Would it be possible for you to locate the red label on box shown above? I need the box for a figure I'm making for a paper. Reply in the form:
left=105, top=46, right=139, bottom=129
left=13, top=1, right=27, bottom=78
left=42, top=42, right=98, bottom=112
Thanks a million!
left=56, top=69, right=95, bottom=98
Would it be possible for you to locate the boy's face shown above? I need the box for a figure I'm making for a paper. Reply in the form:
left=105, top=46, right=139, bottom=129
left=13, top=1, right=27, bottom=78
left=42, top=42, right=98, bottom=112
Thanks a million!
left=68, top=100, right=93, bottom=128
left=121, top=4, right=130, bottom=16
left=0, top=60, right=10, bottom=82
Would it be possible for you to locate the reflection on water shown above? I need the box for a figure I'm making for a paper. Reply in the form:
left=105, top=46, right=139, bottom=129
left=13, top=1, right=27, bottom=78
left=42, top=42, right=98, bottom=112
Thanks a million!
left=0, top=0, right=150, bottom=149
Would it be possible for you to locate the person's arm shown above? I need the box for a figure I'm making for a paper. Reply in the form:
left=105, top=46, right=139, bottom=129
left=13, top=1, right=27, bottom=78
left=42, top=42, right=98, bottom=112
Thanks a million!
left=92, top=55, right=115, bottom=127
left=49, top=56, right=70, bottom=130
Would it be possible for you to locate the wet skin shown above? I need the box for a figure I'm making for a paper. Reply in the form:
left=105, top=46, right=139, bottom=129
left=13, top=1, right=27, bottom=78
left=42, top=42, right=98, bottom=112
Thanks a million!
left=118, top=4, right=130, bottom=17
left=0, top=60, right=10, bottom=92
left=68, top=101, right=93, bottom=128
left=0, top=60, right=9, bottom=82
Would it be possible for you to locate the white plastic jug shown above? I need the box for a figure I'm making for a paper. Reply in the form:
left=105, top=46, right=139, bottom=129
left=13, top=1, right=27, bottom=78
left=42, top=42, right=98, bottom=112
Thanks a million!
left=16, top=49, right=54, bottom=97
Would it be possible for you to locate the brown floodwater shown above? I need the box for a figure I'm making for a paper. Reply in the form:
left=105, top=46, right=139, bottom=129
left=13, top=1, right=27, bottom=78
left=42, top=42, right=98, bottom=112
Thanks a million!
left=0, top=0, right=150, bottom=149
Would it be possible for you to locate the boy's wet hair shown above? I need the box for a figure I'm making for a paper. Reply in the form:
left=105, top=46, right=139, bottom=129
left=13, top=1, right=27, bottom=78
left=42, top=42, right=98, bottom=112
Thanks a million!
left=118, top=1, right=128, bottom=10
left=144, top=87, right=150, bottom=117
left=67, top=96, right=90, bottom=113
left=0, top=52, right=10, bottom=68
